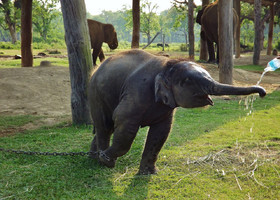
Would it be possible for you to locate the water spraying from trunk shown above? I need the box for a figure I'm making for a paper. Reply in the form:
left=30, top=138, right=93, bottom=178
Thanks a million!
left=243, top=57, right=280, bottom=129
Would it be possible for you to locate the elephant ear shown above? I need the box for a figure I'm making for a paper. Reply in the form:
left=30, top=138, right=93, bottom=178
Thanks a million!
left=196, top=6, right=206, bottom=24
left=155, top=73, right=177, bottom=109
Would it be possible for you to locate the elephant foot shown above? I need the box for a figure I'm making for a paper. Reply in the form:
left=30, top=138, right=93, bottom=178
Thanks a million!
left=99, top=150, right=116, bottom=168
left=137, top=165, right=158, bottom=175
left=88, top=151, right=99, bottom=159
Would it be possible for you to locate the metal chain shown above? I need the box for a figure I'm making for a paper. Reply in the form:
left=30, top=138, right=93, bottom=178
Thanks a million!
left=0, top=147, right=98, bottom=157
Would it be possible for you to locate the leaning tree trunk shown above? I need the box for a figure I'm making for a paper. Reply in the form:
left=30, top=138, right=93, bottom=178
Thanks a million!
left=60, top=0, right=93, bottom=125
left=21, top=0, right=33, bottom=67
left=188, top=0, right=194, bottom=60
left=218, top=0, right=233, bottom=84
left=253, top=0, right=262, bottom=65
left=131, top=0, right=140, bottom=48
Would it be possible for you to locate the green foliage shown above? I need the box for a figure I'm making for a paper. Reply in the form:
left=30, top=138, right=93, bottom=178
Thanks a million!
left=0, top=91, right=279, bottom=199
left=180, top=43, right=188, bottom=51
left=0, top=0, right=21, bottom=43
left=125, top=0, right=160, bottom=43
left=0, top=41, right=20, bottom=49
left=32, top=0, right=60, bottom=41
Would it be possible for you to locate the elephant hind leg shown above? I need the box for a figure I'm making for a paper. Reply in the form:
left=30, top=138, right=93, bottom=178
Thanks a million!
left=89, top=108, right=114, bottom=159
left=206, top=40, right=216, bottom=63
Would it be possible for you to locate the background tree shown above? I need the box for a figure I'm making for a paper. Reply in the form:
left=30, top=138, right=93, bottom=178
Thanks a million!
left=253, top=0, right=262, bottom=65
left=60, top=0, right=93, bottom=125
left=168, top=7, right=188, bottom=46
left=173, top=0, right=196, bottom=58
left=188, top=0, right=194, bottom=59
left=0, top=0, right=21, bottom=44
left=32, top=0, right=59, bottom=41
left=139, top=0, right=160, bottom=44
left=131, top=0, right=140, bottom=48
left=21, top=0, right=33, bottom=67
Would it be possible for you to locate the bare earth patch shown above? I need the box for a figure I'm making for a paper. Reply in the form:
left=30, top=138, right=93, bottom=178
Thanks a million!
left=0, top=53, right=279, bottom=135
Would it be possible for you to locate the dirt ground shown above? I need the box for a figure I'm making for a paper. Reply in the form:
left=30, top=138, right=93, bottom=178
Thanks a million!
left=0, top=53, right=280, bottom=134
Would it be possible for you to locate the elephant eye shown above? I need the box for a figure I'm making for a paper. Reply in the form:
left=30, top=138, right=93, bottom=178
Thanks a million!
left=180, top=77, right=192, bottom=87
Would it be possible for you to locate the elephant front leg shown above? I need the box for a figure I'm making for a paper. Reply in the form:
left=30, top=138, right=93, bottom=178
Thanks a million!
left=98, top=121, right=140, bottom=168
left=98, top=48, right=105, bottom=63
left=138, top=115, right=173, bottom=175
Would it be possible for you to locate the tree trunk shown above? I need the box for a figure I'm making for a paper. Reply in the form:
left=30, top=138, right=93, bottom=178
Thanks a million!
left=267, top=4, right=274, bottom=55
left=253, top=0, right=262, bottom=65
left=218, top=0, right=233, bottom=84
left=188, top=0, right=194, bottom=60
left=21, top=0, right=33, bottom=67
left=8, top=25, right=17, bottom=44
left=233, top=0, right=241, bottom=58
left=60, top=0, right=93, bottom=125
left=131, top=0, right=140, bottom=48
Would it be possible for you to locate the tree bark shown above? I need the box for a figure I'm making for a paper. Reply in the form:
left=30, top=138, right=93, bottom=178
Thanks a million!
left=131, top=0, right=140, bottom=48
left=218, top=0, right=233, bottom=84
left=233, top=0, right=241, bottom=58
left=199, top=0, right=209, bottom=61
left=253, top=0, right=262, bottom=65
left=267, top=4, right=274, bottom=55
left=60, top=0, right=93, bottom=125
left=21, top=0, right=33, bottom=67
left=188, top=0, right=194, bottom=60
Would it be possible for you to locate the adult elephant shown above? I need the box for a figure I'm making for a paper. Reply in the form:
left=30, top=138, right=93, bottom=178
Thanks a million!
left=87, top=19, right=118, bottom=66
left=196, top=0, right=238, bottom=63
left=88, top=49, right=266, bottom=175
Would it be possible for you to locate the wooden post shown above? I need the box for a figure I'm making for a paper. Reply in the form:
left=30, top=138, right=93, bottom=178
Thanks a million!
left=21, top=0, right=33, bottom=67
left=60, top=0, right=93, bottom=125
left=233, top=0, right=241, bottom=58
left=131, top=0, right=140, bottom=48
left=188, top=0, right=194, bottom=60
left=267, top=3, right=274, bottom=55
left=199, top=0, right=209, bottom=61
left=218, top=0, right=233, bottom=84
left=253, top=0, right=261, bottom=65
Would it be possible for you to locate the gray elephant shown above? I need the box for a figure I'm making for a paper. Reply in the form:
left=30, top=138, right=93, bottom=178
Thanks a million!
left=88, top=49, right=266, bottom=175
left=87, top=19, right=118, bottom=66
left=196, top=0, right=238, bottom=63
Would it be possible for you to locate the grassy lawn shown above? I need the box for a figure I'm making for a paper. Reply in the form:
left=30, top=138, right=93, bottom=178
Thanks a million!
left=1, top=91, right=279, bottom=199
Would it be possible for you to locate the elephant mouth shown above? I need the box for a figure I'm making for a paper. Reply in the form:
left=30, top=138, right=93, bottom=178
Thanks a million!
left=206, top=95, right=214, bottom=106
left=193, top=93, right=214, bottom=106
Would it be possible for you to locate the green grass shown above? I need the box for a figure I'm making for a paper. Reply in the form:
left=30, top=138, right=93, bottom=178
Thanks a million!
left=235, top=64, right=280, bottom=73
left=1, top=91, right=279, bottom=199
left=0, top=115, right=41, bottom=130
left=234, top=64, right=265, bottom=72
left=0, top=57, right=69, bottom=68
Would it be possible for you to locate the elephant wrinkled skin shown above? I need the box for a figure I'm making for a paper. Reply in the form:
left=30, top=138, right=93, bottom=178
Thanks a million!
left=196, top=0, right=238, bottom=63
left=88, top=49, right=266, bottom=175
left=87, top=19, right=118, bottom=66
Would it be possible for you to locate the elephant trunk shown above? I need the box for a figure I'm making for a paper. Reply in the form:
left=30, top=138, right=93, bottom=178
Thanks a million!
left=208, top=81, right=266, bottom=97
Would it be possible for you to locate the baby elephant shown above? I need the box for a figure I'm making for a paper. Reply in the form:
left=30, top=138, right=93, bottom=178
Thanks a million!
left=88, top=50, right=266, bottom=175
